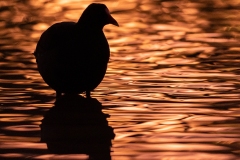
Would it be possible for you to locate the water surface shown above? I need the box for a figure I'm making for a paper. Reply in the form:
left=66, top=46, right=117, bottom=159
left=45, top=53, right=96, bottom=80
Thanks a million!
left=0, top=0, right=240, bottom=159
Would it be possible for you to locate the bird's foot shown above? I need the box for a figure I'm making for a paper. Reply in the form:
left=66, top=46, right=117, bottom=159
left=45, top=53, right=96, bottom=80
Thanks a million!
left=86, top=91, right=91, bottom=99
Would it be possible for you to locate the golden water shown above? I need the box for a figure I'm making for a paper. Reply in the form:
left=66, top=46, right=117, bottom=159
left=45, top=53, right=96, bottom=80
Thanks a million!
left=0, top=0, right=240, bottom=159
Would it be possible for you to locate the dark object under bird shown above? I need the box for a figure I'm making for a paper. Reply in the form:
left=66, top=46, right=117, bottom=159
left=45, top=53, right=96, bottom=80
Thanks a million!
left=34, top=3, right=119, bottom=98
left=40, top=94, right=115, bottom=159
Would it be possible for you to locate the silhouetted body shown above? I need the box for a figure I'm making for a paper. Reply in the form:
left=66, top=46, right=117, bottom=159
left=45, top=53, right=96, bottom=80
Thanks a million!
left=34, top=3, right=118, bottom=98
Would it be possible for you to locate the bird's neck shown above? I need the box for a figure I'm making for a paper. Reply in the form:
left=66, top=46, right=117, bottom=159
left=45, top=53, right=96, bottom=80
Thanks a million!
left=76, top=26, right=103, bottom=35
left=76, top=19, right=105, bottom=31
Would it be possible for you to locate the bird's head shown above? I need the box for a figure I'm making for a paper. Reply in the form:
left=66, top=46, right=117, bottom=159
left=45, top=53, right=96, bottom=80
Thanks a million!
left=78, top=3, right=119, bottom=29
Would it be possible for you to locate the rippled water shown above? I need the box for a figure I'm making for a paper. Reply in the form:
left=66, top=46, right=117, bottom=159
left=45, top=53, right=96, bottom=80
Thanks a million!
left=1, top=0, right=240, bottom=159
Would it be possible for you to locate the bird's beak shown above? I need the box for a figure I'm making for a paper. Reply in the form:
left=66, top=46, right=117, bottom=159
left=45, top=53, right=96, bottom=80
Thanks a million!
left=108, top=14, right=119, bottom=27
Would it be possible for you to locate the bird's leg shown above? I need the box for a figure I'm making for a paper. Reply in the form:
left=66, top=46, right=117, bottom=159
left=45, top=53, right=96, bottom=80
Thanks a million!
left=56, top=91, right=62, bottom=98
left=86, top=90, right=91, bottom=99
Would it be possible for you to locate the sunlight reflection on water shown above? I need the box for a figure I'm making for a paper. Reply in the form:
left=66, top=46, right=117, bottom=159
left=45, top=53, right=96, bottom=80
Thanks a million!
left=0, top=0, right=240, bottom=159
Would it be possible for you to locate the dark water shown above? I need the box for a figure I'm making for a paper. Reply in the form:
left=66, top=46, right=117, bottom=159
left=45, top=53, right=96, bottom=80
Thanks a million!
left=0, top=0, right=240, bottom=159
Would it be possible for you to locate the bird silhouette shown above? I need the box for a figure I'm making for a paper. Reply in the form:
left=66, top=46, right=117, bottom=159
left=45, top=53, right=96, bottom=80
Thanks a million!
left=34, top=3, right=119, bottom=98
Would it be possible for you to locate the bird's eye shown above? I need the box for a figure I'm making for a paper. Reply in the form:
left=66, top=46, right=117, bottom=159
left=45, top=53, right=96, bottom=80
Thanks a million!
left=105, top=8, right=110, bottom=14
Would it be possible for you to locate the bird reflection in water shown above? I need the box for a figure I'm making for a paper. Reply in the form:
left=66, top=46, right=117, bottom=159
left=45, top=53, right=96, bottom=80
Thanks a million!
left=40, top=94, right=115, bottom=160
